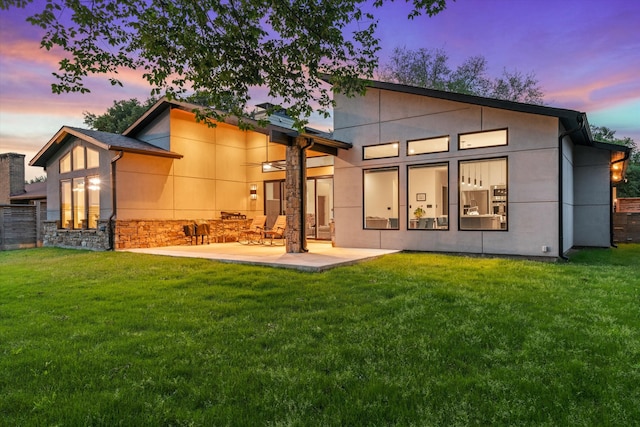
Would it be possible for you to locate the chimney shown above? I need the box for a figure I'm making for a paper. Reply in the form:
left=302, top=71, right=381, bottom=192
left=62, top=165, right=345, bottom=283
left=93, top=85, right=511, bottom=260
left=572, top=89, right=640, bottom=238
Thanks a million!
left=0, top=153, right=26, bottom=204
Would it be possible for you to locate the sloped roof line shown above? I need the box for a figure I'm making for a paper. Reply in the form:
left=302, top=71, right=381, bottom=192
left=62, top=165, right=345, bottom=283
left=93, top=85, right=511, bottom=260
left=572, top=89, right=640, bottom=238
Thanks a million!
left=30, top=126, right=182, bottom=167
left=123, top=97, right=351, bottom=149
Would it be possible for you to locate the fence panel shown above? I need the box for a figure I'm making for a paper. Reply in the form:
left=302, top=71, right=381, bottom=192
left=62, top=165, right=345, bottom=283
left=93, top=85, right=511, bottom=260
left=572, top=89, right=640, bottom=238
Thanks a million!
left=0, top=204, right=37, bottom=250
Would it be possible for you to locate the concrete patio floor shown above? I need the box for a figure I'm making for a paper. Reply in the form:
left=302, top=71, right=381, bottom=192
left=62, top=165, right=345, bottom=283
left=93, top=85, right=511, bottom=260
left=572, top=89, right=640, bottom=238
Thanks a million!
left=123, top=241, right=399, bottom=272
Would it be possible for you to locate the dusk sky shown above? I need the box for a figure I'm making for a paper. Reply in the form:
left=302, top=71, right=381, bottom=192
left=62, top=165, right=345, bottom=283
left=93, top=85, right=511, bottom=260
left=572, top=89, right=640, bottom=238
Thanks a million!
left=1, top=0, right=639, bottom=180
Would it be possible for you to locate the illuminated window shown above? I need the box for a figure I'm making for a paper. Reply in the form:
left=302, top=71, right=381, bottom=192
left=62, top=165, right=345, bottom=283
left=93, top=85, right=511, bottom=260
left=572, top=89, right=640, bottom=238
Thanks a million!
left=363, top=142, right=400, bottom=160
left=363, top=167, right=399, bottom=229
left=408, top=136, right=449, bottom=155
left=60, top=152, right=71, bottom=173
left=72, top=178, right=85, bottom=229
left=87, top=147, right=100, bottom=169
left=87, top=176, right=100, bottom=229
left=72, top=146, right=85, bottom=170
left=59, top=146, right=101, bottom=229
left=61, top=180, right=72, bottom=228
left=459, top=158, right=507, bottom=231
left=408, top=163, right=449, bottom=230
left=459, top=129, right=507, bottom=150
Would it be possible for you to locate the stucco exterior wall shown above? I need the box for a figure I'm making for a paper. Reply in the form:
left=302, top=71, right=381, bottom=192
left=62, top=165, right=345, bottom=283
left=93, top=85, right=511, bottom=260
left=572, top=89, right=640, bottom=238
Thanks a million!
left=333, top=88, right=562, bottom=258
left=573, top=146, right=611, bottom=247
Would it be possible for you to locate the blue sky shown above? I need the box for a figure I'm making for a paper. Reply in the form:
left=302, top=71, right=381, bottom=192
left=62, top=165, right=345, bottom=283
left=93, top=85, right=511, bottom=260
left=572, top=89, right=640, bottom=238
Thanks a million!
left=1, top=0, right=638, bottom=180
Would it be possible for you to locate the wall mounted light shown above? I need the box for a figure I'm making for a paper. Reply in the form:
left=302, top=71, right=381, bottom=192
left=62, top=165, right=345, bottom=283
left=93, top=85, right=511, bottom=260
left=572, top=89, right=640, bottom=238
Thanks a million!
left=250, top=184, right=257, bottom=200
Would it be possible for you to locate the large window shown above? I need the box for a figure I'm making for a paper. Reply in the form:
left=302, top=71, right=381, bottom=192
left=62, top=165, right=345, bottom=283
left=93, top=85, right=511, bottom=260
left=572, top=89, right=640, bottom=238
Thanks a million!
left=58, top=145, right=101, bottom=229
left=459, top=158, right=507, bottom=230
left=363, top=167, right=398, bottom=229
left=459, top=129, right=507, bottom=150
left=61, top=176, right=101, bottom=229
left=408, top=163, right=449, bottom=230
left=363, top=142, right=399, bottom=160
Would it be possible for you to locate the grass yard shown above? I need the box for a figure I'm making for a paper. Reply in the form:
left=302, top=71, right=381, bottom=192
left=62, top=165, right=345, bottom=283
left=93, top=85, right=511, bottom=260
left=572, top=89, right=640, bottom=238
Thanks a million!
left=1, top=245, right=639, bottom=426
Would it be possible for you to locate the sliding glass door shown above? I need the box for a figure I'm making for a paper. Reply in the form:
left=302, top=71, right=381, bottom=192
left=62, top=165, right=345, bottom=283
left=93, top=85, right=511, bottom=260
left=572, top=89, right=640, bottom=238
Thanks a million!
left=264, top=177, right=333, bottom=240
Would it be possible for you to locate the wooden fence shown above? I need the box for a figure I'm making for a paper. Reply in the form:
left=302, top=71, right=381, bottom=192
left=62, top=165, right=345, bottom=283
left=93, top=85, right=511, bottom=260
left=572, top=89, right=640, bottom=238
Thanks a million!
left=0, top=202, right=46, bottom=250
left=613, top=212, right=640, bottom=243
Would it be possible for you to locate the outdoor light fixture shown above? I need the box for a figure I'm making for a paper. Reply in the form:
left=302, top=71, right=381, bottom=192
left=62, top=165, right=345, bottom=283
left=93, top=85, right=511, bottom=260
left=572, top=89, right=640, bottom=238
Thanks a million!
left=250, top=184, right=257, bottom=200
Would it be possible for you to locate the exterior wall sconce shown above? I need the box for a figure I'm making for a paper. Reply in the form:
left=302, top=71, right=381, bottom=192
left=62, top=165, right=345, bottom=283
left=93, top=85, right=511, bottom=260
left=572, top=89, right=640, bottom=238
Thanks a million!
left=250, top=184, right=257, bottom=200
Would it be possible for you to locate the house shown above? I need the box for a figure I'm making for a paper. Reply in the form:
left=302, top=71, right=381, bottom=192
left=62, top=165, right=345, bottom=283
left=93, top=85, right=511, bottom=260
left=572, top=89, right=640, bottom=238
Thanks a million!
left=29, top=99, right=349, bottom=250
left=1, top=152, right=46, bottom=205
left=331, top=80, right=629, bottom=258
left=29, top=80, right=629, bottom=258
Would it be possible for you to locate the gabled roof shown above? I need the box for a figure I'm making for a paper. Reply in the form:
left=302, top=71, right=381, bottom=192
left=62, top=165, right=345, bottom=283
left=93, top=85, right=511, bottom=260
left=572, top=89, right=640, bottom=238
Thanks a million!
left=30, top=126, right=182, bottom=167
left=123, top=97, right=351, bottom=153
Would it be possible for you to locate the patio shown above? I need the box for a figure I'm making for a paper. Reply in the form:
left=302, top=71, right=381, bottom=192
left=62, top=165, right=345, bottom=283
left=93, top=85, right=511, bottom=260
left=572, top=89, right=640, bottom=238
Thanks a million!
left=123, top=241, right=399, bottom=272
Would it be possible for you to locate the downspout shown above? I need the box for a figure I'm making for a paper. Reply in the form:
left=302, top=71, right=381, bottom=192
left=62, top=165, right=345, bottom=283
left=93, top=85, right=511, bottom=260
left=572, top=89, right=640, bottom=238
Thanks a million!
left=108, top=151, right=124, bottom=250
left=610, top=149, right=631, bottom=248
left=299, top=138, right=314, bottom=253
left=557, top=114, right=585, bottom=260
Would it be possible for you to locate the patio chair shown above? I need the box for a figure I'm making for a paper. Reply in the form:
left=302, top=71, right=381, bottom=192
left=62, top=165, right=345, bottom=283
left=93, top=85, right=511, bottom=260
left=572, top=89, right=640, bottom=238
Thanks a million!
left=263, top=215, right=286, bottom=245
left=238, top=215, right=267, bottom=244
left=195, top=221, right=210, bottom=244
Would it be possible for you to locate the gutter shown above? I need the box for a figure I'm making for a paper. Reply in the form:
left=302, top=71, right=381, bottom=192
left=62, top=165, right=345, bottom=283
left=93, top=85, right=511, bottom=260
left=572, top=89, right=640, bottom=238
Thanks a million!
left=557, top=113, right=586, bottom=260
left=108, top=151, right=124, bottom=250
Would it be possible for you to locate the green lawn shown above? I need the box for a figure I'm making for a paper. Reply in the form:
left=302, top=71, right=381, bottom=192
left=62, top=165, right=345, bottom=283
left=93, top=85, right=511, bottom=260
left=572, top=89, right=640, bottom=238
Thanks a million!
left=1, top=245, right=639, bottom=426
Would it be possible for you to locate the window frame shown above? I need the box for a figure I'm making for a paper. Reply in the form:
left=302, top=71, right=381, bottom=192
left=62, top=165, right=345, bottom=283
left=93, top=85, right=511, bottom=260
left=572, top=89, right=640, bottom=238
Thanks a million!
left=407, top=135, right=450, bottom=156
left=60, top=152, right=71, bottom=174
left=86, top=147, right=100, bottom=169
left=407, top=162, right=449, bottom=231
left=458, top=128, right=508, bottom=151
left=58, top=145, right=101, bottom=230
left=362, top=141, right=400, bottom=160
left=458, top=157, right=508, bottom=232
left=362, top=166, right=399, bottom=230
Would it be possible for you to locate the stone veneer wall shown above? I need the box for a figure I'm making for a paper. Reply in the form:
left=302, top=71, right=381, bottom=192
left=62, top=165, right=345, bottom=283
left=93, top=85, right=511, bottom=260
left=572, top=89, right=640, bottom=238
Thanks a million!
left=44, top=218, right=246, bottom=250
left=114, top=219, right=193, bottom=249
left=43, top=220, right=110, bottom=250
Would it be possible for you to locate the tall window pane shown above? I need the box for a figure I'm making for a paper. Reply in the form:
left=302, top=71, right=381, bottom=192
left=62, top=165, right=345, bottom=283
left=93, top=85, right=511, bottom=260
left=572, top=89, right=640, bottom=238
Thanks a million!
left=61, top=180, right=72, bottom=228
left=364, top=167, right=398, bottom=229
left=408, top=163, right=448, bottom=230
left=72, top=146, right=85, bottom=170
left=73, top=177, right=85, bottom=229
left=459, top=158, right=507, bottom=230
left=60, top=152, right=71, bottom=173
left=87, top=176, right=100, bottom=229
left=87, top=147, right=99, bottom=169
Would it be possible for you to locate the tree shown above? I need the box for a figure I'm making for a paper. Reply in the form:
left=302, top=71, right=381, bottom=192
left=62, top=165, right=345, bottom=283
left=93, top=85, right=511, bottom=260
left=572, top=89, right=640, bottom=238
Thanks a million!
left=2, top=0, right=450, bottom=131
left=379, top=47, right=545, bottom=104
left=26, top=175, right=47, bottom=184
left=84, top=97, right=157, bottom=134
left=591, top=125, right=639, bottom=197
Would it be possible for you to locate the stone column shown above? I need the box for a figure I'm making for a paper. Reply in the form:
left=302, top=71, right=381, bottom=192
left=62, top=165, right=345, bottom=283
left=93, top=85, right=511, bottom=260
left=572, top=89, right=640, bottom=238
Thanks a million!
left=284, top=137, right=310, bottom=253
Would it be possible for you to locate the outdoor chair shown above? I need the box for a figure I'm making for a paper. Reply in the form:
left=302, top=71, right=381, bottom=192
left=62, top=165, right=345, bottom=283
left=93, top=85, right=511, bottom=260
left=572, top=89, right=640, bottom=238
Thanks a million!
left=195, top=221, right=210, bottom=244
left=263, top=215, right=286, bottom=246
left=238, top=215, right=267, bottom=244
